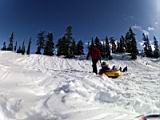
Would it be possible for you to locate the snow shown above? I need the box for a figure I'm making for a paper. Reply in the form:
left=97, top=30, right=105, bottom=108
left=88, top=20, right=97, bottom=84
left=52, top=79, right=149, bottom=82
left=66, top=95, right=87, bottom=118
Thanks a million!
left=0, top=51, right=159, bottom=120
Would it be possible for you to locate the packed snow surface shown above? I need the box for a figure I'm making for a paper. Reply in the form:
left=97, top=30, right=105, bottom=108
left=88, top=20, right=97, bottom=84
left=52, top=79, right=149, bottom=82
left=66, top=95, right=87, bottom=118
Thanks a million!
left=0, top=51, right=159, bottom=120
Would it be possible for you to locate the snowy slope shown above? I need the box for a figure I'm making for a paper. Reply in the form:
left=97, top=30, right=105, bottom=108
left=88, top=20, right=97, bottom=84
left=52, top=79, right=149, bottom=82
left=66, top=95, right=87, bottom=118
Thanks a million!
left=0, top=51, right=159, bottom=120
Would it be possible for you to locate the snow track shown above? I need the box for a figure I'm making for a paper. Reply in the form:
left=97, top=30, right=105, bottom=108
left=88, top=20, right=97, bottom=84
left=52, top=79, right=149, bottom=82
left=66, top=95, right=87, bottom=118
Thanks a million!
left=0, top=51, right=159, bottom=120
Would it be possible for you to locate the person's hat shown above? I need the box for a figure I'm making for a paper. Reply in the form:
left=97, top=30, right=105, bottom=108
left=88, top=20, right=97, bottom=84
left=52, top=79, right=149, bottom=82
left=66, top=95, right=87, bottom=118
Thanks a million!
left=101, top=61, right=107, bottom=66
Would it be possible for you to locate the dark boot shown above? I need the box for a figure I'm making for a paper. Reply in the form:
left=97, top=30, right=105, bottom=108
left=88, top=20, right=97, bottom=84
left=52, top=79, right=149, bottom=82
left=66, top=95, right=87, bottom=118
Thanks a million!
left=122, top=66, right=127, bottom=72
left=119, top=67, right=122, bottom=72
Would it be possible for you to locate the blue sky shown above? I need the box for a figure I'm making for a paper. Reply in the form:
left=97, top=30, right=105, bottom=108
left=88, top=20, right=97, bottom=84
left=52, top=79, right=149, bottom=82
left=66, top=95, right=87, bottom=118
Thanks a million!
left=0, top=0, right=160, bottom=50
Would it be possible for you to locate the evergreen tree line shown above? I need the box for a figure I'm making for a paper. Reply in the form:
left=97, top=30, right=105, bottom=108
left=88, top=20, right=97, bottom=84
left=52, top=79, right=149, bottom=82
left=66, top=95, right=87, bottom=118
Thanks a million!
left=87, top=28, right=139, bottom=60
left=142, top=33, right=160, bottom=58
left=1, top=26, right=160, bottom=59
left=56, top=26, right=84, bottom=57
left=1, top=32, right=32, bottom=55
left=87, top=27, right=160, bottom=60
left=1, top=26, right=84, bottom=57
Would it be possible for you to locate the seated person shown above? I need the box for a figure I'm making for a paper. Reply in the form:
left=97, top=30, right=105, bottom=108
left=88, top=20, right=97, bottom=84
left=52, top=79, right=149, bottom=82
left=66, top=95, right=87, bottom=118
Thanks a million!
left=101, top=62, right=110, bottom=71
left=99, top=62, right=110, bottom=75
left=99, top=62, right=128, bottom=75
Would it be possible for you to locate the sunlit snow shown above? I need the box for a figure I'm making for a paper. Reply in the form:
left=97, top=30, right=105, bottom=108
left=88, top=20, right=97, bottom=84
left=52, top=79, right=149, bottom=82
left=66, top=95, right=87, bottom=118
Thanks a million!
left=0, top=51, right=159, bottom=120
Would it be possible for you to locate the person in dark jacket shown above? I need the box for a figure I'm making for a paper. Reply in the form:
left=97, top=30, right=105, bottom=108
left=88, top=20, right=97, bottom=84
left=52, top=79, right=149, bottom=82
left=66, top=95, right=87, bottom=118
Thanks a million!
left=87, top=45, right=101, bottom=74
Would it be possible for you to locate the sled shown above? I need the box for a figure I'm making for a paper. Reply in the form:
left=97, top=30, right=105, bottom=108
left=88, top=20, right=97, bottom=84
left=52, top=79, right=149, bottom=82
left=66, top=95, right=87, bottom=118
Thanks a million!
left=103, top=70, right=122, bottom=78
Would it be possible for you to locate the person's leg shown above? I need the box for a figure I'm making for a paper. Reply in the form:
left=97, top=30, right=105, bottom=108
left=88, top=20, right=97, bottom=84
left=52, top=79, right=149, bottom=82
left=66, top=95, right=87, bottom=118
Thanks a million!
left=92, top=59, right=98, bottom=74
left=119, top=67, right=122, bottom=72
left=122, top=66, right=127, bottom=72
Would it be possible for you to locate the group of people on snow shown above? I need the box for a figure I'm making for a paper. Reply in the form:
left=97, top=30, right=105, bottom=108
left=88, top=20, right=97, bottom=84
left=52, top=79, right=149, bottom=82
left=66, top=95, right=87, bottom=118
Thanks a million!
left=87, top=45, right=127, bottom=75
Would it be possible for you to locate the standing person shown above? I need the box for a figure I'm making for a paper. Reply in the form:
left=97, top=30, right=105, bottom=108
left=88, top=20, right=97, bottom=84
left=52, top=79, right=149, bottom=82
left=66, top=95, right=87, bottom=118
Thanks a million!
left=87, top=45, right=101, bottom=74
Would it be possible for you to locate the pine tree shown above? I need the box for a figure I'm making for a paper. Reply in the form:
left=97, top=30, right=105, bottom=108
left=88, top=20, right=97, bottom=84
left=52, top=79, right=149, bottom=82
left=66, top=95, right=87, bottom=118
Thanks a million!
left=1, top=42, right=6, bottom=50
left=101, top=40, right=105, bottom=58
left=76, top=40, right=84, bottom=55
left=27, top=38, right=32, bottom=55
left=87, top=41, right=90, bottom=50
left=143, top=33, right=153, bottom=57
left=90, top=37, right=94, bottom=48
left=147, top=37, right=153, bottom=57
left=56, top=36, right=68, bottom=56
left=14, top=41, right=17, bottom=51
left=95, top=36, right=103, bottom=55
left=35, top=32, right=45, bottom=54
left=87, top=37, right=94, bottom=49
left=70, top=39, right=77, bottom=57
left=7, top=32, right=14, bottom=51
left=16, top=46, right=22, bottom=53
left=143, top=33, right=148, bottom=57
left=44, top=33, right=54, bottom=56
left=65, top=26, right=72, bottom=40
left=21, top=40, right=25, bottom=55
left=129, top=28, right=138, bottom=59
left=130, top=36, right=138, bottom=59
left=56, top=38, right=62, bottom=56
left=56, top=26, right=73, bottom=57
left=95, top=37, right=102, bottom=49
left=110, top=37, right=116, bottom=53
left=125, top=28, right=133, bottom=53
left=105, top=36, right=112, bottom=59
left=119, top=36, right=125, bottom=53
left=153, top=36, right=160, bottom=58
left=65, top=26, right=73, bottom=57
left=62, top=36, right=69, bottom=56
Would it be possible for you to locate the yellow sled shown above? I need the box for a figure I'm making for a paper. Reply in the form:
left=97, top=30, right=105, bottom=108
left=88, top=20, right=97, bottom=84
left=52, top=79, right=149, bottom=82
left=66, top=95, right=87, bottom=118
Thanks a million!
left=103, top=70, right=122, bottom=78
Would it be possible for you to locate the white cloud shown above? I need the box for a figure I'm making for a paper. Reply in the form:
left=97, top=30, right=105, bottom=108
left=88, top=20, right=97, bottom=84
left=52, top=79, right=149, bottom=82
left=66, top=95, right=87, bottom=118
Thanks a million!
left=139, top=41, right=144, bottom=46
left=132, top=25, right=141, bottom=30
left=148, top=27, right=155, bottom=31
left=155, top=22, right=159, bottom=25
left=132, top=25, right=149, bottom=36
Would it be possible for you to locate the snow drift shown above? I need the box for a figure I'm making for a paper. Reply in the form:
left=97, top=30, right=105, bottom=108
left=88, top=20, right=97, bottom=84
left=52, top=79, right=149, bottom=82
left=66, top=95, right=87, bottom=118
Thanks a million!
left=0, top=51, right=159, bottom=120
